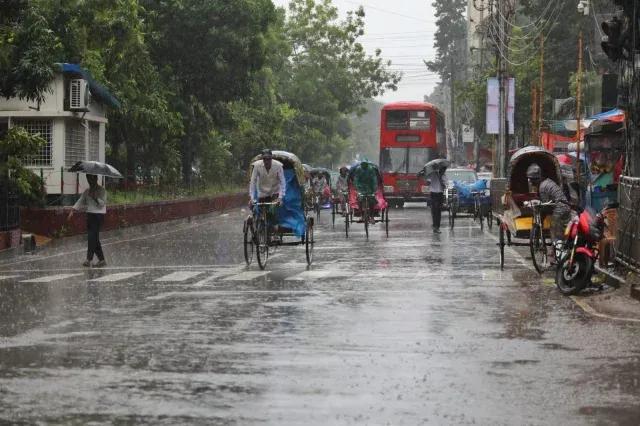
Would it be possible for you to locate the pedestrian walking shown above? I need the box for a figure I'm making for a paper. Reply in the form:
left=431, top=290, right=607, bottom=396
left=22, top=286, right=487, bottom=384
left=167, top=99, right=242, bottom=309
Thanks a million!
left=68, top=174, right=107, bottom=267
left=427, top=166, right=447, bottom=233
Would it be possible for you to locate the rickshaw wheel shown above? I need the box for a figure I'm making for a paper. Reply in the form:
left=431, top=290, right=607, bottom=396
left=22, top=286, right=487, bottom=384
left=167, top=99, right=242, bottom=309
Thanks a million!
left=243, top=227, right=254, bottom=265
left=499, top=224, right=505, bottom=270
left=331, top=203, right=336, bottom=228
left=345, top=210, right=349, bottom=238
left=530, top=224, right=548, bottom=274
left=305, top=219, right=314, bottom=265
left=487, top=211, right=494, bottom=230
left=364, top=209, right=369, bottom=239
left=256, top=222, right=269, bottom=270
left=385, top=207, right=389, bottom=237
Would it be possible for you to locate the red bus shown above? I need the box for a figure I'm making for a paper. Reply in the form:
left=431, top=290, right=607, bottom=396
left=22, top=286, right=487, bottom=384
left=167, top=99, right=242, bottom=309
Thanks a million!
left=379, top=101, right=446, bottom=207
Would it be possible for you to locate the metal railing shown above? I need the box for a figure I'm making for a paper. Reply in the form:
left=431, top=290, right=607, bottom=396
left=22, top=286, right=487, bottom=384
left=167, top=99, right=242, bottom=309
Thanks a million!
left=0, top=173, right=19, bottom=232
left=615, top=175, right=640, bottom=271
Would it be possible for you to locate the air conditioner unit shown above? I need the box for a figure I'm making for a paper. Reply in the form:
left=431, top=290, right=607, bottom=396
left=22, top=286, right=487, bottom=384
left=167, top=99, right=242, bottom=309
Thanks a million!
left=69, top=79, right=92, bottom=111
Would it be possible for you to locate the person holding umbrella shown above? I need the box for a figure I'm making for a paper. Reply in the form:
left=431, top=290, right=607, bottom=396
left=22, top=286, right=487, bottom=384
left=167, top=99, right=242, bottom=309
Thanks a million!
left=421, top=158, right=450, bottom=233
left=68, top=174, right=108, bottom=267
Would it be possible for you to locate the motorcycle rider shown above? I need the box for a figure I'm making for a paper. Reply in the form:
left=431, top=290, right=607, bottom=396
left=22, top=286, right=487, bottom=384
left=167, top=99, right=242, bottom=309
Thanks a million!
left=527, top=163, right=572, bottom=264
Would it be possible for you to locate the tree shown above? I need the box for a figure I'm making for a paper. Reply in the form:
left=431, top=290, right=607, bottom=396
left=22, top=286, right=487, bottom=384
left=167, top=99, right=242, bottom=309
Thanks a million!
left=40, top=0, right=183, bottom=185
left=0, top=126, right=46, bottom=203
left=426, top=0, right=467, bottom=79
left=0, top=1, right=60, bottom=104
left=141, top=0, right=277, bottom=184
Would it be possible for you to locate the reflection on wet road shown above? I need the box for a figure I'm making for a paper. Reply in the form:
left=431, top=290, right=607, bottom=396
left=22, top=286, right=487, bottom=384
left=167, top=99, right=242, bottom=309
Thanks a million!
left=1, top=206, right=640, bottom=425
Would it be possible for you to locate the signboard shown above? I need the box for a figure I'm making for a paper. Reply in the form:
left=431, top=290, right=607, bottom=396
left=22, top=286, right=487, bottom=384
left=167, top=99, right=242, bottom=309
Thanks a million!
left=486, top=78, right=499, bottom=134
left=486, top=78, right=515, bottom=135
left=396, top=135, right=420, bottom=142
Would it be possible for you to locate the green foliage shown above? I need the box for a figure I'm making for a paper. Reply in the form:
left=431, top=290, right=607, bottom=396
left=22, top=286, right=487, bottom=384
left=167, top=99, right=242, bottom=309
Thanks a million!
left=0, top=2, right=61, bottom=104
left=426, top=0, right=467, bottom=78
left=0, top=126, right=46, bottom=200
left=5, top=0, right=400, bottom=197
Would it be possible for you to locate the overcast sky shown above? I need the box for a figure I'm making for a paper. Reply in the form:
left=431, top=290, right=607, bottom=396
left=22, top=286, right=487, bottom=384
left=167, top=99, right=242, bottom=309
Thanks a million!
left=272, top=0, right=442, bottom=104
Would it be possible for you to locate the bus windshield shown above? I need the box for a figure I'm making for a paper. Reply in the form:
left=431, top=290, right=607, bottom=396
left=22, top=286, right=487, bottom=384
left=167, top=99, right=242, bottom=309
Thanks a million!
left=380, top=147, right=434, bottom=174
left=385, top=110, right=431, bottom=131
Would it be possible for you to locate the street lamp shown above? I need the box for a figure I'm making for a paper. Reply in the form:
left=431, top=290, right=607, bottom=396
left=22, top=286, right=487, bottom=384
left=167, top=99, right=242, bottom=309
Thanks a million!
left=577, top=0, right=589, bottom=16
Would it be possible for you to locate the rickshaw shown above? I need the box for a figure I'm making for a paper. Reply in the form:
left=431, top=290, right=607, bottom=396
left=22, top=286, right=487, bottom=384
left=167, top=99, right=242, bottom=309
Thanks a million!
left=491, top=146, right=563, bottom=272
left=244, top=151, right=314, bottom=270
left=309, top=167, right=332, bottom=220
left=331, top=166, right=350, bottom=229
left=444, top=168, right=491, bottom=230
left=345, top=161, right=390, bottom=239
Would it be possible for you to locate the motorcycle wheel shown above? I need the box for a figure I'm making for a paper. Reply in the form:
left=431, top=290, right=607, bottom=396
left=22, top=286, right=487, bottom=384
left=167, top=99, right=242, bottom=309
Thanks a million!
left=555, top=252, right=594, bottom=296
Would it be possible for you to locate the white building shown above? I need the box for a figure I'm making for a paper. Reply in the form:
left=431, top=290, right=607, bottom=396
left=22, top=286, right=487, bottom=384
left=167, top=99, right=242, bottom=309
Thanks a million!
left=0, top=63, right=120, bottom=197
left=466, top=0, right=492, bottom=75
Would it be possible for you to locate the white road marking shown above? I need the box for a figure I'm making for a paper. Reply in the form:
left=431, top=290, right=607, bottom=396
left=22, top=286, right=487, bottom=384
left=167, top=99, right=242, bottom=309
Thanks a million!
left=21, top=274, right=83, bottom=283
left=0, top=264, right=243, bottom=273
left=147, top=289, right=439, bottom=301
left=223, top=271, right=270, bottom=281
left=88, top=272, right=144, bottom=282
left=483, top=228, right=535, bottom=270
left=482, top=270, right=514, bottom=281
left=285, top=270, right=332, bottom=281
left=154, top=271, right=205, bottom=282
left=0, top=275, right=18, bottom=280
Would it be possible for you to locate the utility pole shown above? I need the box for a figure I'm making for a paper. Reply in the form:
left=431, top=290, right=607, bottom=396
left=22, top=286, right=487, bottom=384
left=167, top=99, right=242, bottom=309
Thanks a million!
left=576, top=29, right=583, bottom=198
left=532, top=84, right=537, bottom=146
left=538, top=35, right=545, bottom=146
left=450, top=53, right=456, bottom=162
left=496, top=0, right=507, bottom=178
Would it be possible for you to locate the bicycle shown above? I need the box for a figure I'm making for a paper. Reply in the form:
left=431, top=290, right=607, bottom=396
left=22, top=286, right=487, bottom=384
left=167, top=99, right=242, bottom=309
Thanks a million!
left=312, top=192, right=322, bottom=221
left=357, top=193, right=376, bottom=239
left=471, top=191, right=484, bottom=231
left=252, top=201, right=279, bottom=269
left=528, top=200, right=555, bottom=273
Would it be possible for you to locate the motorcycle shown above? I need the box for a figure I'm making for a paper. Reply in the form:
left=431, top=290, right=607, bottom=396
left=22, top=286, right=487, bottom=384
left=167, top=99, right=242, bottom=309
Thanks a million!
left=554, top=201, right=619, bottom=296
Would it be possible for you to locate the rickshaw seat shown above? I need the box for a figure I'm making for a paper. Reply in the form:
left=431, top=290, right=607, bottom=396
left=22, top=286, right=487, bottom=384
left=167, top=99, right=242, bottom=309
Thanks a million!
left=348, top=184, right=388, bottom=211
left=597, top=209, right=617, bottom=267
left=511, top=193, right=536, bottom=206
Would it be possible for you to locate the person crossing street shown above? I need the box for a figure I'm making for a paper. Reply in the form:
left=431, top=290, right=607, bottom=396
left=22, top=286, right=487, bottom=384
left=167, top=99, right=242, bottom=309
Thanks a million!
left=67, top=174, right=108, bottom=267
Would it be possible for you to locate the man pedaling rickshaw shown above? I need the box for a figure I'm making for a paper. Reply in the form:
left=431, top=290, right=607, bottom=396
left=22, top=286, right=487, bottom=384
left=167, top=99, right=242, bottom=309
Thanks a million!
left=353, top=157, right=378, bottom=224
left=249, top=149, right=286, bottom=235
left=336, top=166, right=349, bottom=215
left=311, top=172, right=328, bottom=205
left=526, top=163, right=572, bottom=264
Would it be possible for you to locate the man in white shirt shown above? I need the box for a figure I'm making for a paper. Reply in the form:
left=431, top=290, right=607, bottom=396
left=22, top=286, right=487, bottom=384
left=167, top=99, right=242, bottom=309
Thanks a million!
left=67, top=174, right=108, bottom=267
left=311, top=173, right=327, bottom=203
left=249, top=149, right=286, bottom=233
left=427, top=166, right=447, bottom=233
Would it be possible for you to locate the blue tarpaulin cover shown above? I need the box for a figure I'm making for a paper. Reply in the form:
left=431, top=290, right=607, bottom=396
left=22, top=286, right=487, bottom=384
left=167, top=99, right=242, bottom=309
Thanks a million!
left=253, top=169, right=306, bottom=238
left=452, top=179, right=487, bottom=196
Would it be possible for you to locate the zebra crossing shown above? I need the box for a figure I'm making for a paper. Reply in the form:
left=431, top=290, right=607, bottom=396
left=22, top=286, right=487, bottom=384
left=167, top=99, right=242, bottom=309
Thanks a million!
left=0, top=264, right=518, bottom=285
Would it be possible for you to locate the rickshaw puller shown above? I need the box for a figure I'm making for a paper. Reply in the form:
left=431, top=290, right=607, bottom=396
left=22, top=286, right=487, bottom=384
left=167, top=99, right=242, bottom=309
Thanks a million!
left=353, top=157, right=378, bottom=224
left=311, top=172, right=328, bottom=204
left=336, top=166, right=349, bottom=215
left=249, top=149, right=286, bottom=234
left=527, top=163, right=572, bottom=264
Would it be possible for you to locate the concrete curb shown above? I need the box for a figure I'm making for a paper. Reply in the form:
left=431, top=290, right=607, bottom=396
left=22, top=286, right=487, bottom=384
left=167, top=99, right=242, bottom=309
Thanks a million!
left=0, top=206, right=247, bottom=262
left=594, top=264, right=626, bottom=289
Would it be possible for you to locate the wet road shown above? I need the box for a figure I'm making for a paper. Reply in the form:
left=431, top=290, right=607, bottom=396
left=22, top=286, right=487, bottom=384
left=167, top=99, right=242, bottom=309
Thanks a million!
left=1, top=205, right=640, bottom=425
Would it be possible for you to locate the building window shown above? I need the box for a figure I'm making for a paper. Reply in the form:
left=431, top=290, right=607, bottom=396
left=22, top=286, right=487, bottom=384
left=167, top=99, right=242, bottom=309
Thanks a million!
left=89, top=122, right=100, bottom=161
left=65, top=121, right=86, bottom=167
left=10, top=119, right=54, bottom=167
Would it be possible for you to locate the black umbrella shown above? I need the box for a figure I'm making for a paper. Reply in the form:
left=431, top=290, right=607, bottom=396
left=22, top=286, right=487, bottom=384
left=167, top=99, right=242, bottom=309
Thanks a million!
left=68, top=161, right=123, bottom=178
left=421, top=158, right=450, bottom=176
